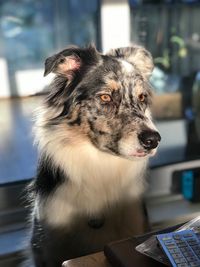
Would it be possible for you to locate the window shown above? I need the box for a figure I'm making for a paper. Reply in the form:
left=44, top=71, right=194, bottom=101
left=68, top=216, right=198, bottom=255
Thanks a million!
left=0, top=0, right=100, bottom=184
left=130, top=1, right=200, bottom=165
left=0, top=0, right=100, bottom=97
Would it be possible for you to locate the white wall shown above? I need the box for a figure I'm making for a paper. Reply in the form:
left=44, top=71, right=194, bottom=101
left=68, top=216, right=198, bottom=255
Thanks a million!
left=15, top=70, right=54, bottom=97
left=0, top=58, right=10, bottom=98
left=101, top=0, right=131, bottom=53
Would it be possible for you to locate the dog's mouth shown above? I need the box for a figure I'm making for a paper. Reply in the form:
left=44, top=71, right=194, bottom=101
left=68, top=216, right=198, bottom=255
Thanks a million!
left=130, top=148, right=157, bottom=158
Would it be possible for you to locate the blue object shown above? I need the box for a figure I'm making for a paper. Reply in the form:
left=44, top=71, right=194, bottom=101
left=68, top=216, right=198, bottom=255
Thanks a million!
left=182, top=171, right=194, bottom=200
left=157, top=229, right=200, bottom=267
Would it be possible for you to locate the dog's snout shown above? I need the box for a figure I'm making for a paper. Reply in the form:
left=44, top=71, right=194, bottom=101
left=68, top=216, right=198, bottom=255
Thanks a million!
left=138, top=130, right=161, bottom=150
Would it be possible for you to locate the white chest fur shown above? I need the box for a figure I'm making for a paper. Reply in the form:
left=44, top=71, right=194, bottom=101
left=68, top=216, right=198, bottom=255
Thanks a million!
left=37, top=138, right=148, bottom=227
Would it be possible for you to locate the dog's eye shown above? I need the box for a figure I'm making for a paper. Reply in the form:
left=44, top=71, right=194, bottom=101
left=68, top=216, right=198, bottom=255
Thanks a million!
left=100, top=94, right=112, bottom=103
left=138, top=93, right=146, bottom=102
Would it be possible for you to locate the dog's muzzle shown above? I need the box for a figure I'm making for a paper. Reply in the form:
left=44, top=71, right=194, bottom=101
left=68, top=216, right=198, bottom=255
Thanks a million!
left=138, top=130, right=161, bottom=150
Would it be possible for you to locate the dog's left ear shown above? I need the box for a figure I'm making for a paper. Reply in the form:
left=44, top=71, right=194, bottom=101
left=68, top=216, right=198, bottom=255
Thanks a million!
left=107, top=45, right=154, bottom=78
left=44, top=45, right=100, bottom=81
left=44, top=53, right=81, bottom=79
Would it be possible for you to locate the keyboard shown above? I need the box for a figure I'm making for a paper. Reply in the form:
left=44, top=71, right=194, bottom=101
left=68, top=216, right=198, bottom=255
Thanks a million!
left=156, top=230, right=200, bottom=267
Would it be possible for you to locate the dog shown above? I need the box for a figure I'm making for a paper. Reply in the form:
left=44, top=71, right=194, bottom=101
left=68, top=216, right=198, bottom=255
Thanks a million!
left=30, top=44, right=161, bottom=267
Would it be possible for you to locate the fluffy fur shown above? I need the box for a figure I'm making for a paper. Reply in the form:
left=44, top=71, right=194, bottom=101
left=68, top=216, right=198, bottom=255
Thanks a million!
left=29, top=44, right=160, bottom=267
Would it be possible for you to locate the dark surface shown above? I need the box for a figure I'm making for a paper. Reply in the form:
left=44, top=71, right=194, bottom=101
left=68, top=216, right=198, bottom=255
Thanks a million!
left=0, top=97, right=42, bottom=184
left=105, top=238, right=162, bottom=267
left=104, top=223, right=185, bottom=267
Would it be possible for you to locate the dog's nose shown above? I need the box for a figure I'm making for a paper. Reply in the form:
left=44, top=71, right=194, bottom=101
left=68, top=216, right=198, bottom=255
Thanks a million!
left=138, top=130, right=161, bottom=150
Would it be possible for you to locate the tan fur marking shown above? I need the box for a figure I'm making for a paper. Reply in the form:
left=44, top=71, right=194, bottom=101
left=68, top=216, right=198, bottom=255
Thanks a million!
left=107, top=80, right=120, bottom=91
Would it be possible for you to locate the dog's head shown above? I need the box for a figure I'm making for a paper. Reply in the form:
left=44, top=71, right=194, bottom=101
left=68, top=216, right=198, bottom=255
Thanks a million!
left=43, top=45, right=161, bottom=160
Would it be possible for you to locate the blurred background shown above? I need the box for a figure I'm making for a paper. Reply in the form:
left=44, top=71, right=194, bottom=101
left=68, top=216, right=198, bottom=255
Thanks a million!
left=0, top=0, right=200, bottom=266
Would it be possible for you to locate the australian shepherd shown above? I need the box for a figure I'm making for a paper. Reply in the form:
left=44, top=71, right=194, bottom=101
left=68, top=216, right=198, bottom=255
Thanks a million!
left=30, top=44, right=161, bottom=267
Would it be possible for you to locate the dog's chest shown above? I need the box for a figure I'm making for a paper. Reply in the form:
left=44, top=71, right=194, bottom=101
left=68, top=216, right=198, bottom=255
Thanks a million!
left=39, top=155, right=147, bottom=227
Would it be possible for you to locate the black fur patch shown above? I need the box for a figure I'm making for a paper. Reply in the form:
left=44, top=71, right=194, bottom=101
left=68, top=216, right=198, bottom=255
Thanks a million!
left=33, top=155, right=65, bottom=195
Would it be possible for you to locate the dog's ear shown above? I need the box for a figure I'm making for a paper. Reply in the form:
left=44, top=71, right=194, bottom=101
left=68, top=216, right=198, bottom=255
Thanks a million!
left=44, top=53, right=81, bottom=79
left=44, top=45, right=99, bottom=81
left=107, top=45, right=154, bottom=78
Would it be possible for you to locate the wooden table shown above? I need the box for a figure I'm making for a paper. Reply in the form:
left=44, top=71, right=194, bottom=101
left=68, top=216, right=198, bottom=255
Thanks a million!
left=62, top=252, right=111, bottom=267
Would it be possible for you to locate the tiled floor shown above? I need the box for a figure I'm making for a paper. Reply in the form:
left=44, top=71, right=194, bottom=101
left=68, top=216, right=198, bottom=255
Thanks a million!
left=0, top=96, right=43, bottom=184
